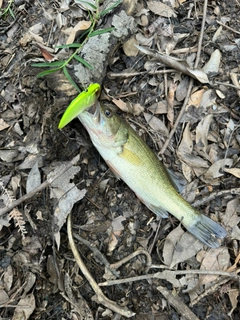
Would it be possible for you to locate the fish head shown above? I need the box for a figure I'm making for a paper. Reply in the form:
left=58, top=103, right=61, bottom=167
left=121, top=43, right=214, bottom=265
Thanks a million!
left=79, top=101, right=127, bottom=148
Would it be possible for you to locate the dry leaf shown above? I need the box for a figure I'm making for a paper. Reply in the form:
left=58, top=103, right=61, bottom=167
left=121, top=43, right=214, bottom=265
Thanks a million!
left=65, top=20, right=92, bottom=44
left=144, top=113, right=169, bottom=136
left=203, top=158, right=233, bottom=181
left=224, top=167, right=240, bottom=178
left=224, top=118, right=235, bottom=148
left=12, top=293, right=36, bottom=320
left=123, top=36, right=139, bottom=57
left=186, top=89, right=205, bottom=109
left=176, top=77, right=189, bottom=101
left=167, top=81, right=177, bottom=125
left=197, top=247, right=230, bottom=285
left=227, top=289, right=239, bottom=316
left=202, top=49, right=221, bottom=74
left=163, top=225, right=184, bottom=266
left=26, top=162, right=41, bottom=193
left=195, top=114, right=213, bottom=154
left=148, top=101, right=167, bottom=114
left=178, top=122, right=193, bottom=155
left=147, top=1, right=177, bottom=18
left=0, top=289, right=9, bottom=305
left=137, top=46, right=209, bottom=83
left=170, top=231, right=203, bottom=268
left=0, top=119, right=10, bottom=131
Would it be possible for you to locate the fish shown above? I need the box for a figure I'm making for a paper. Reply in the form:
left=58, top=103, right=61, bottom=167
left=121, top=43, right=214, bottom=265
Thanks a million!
left=77, top=101, right=227, bottom=248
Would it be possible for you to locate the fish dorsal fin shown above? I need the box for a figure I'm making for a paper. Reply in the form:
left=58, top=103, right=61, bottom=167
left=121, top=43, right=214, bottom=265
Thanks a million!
left=119, top=145, right=143, bottom=166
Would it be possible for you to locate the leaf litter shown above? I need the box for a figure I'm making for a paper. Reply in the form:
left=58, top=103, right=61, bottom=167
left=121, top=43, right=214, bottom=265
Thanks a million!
left=0, top=0, right=240, bottom=319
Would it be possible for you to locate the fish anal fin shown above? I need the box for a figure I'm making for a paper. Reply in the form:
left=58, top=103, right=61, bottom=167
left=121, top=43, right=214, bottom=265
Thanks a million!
left=136, top=194, right=169, bottom=218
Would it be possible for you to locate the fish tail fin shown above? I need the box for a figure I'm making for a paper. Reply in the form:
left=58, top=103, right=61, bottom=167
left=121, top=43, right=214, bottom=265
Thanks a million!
left=187, top=214, right=227, bottom=248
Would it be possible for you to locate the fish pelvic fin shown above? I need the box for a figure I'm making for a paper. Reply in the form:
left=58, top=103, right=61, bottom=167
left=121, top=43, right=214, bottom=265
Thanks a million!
left=187, top=214, right=227, bottom=248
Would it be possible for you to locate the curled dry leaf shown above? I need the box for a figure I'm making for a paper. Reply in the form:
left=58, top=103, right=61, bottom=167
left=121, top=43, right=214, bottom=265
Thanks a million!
left=65, top=20, right=92, bottom=44
left=186, top=88, right=205, bottom=109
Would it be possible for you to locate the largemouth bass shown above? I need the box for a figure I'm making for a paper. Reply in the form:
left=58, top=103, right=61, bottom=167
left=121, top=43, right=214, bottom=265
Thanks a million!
left=78, top=101, right=227, bottom=248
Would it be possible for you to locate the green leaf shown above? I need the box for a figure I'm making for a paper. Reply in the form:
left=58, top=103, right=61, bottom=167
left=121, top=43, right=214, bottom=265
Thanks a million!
left=55, top=43, right=82, bottom=49
left=32, top=61, right=65, bottom=67
left=36, top=68, right=62, bottom=77
left=63, top=66, right=81, bottom=93
left=100, top=0, right=121, bottom=17
left=58, top=83, right=101, bottom=129
left=89, top=27, right=115, bottom=37
left=74, top=55, right=94, bottom=70
left=9, top=8, right=15, bottom=19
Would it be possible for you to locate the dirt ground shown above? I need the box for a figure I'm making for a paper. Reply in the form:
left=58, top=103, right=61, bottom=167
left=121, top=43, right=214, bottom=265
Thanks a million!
left=0, top=0, right=240, bottom=319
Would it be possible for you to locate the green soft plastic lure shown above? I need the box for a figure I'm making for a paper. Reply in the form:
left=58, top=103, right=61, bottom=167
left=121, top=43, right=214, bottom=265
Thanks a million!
left=58, top=83, right=101, bottom=129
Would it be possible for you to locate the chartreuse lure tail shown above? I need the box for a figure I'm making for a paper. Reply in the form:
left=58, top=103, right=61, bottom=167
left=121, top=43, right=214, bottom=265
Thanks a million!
left=58, top=83, right=101, bottom=129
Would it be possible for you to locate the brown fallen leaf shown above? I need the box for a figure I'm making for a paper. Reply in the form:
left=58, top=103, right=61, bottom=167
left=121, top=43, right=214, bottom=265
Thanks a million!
left=197, top=247, right=230, bottom=285
left=147, top=1, right=177, bottom=18
left=144, top=113, right=169, bottom=136
left=137, top=46, right=209, bottom=83
left=224, top=167, right=240, bottom=178
left=167, top=81, right=177, bottom=125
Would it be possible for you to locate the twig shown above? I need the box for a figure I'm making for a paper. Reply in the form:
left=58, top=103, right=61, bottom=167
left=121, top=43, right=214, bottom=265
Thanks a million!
left=110, top=248, right=152, bottom=273
left=73, top=233, right=120, bottom=278
left=157, top=286, right=200, bottom=320
left=99, top=269, right=239, bottom=287
left=192, top=188, right=240, bottom=207
left=160, top=0, right=208, bottom=154
left=67, top=213, right=135, bottom=318
left=190, top=277, right=230, bottom=306
left=214, top=80, right=240, bottom=90
left=0, top=155, right=80, bottom=217
left=216, top=20, right=240, bottom=35
left=108, top=69, right=176, bottom=78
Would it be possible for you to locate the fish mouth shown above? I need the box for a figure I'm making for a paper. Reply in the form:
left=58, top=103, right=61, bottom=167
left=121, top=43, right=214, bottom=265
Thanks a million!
left=87, top=101, right=101, bottom=124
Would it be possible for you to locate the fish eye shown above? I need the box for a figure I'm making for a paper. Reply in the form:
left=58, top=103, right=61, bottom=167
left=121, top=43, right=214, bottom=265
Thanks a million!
left=104, top=109, right=112, bottom=117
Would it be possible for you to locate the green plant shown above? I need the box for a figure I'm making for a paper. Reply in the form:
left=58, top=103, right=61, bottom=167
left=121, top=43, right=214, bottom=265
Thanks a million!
left=32, top=0, right=121, bottom=92
left=0, top=0, right=15, bottom=19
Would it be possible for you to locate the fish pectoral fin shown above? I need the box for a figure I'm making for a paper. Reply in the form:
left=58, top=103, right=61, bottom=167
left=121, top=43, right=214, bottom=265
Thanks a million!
left=119, top=146, right=142, bottom=165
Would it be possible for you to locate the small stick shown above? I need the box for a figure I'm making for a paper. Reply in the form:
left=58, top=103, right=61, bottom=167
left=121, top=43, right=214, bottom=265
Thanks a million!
left=157, top=286, right=200, bottom=320
left=192, top=188, right=240, bottom=207
left=110, top=248, right=152, bottom=273
left=99, top=269, right=239, bottom=286
left=216, top=20, right=240, bottom=35
left=67, top=213, right=135, bottom=318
